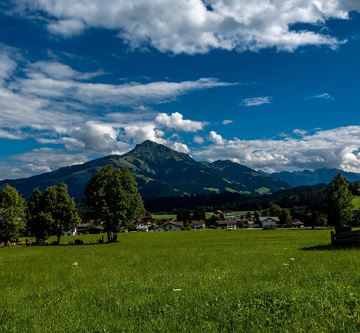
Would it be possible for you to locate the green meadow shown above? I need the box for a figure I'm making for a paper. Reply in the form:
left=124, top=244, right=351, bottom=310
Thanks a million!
left=1, top=230, right=360, bottom=332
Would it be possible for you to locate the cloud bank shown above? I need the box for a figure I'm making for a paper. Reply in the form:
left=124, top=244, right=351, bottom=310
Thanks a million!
left=13, top=0, right=360, bottom=54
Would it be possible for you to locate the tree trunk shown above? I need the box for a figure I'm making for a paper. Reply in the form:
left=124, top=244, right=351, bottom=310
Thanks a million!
left=107, top=229, right=112, bottom=243
left=57, top=233, right=61, bottom=245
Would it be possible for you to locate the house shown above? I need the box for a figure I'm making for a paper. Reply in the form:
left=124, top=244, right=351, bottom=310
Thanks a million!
left=258, top=217, right=280, bottom=228
left=154, top=220, right=184, bottom=232
left=292, top=219, right=305, bottom=228
left=192, top=220, right=205, bottom=230
left=76, top=222, right=104, bottom=234
left=63, top=230, right=77, bottom=236
left=135, top=222, right=151, bottom=232
left=247, top=221, right=260, bottom=228
left=216, top=220, right=237, bottom=230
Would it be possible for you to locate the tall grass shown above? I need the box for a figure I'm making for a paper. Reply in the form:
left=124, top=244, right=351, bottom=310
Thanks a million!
left=1, top=230, right=359, bottom=332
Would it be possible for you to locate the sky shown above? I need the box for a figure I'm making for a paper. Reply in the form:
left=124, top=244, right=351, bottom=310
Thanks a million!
left=0, top=0, right=359, bottom=179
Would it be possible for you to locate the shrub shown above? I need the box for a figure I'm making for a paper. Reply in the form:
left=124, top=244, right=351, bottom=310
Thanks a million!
left=263, top=225, right=277, bottom=230
left=74, top=239, right=84, bottom=245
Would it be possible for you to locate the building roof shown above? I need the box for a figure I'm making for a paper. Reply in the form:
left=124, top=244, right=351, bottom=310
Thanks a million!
left=164, top=220, right=184, bottom=227
left=192, top=220, right=205, bottom=225
left=259, top=216, right=280, bottom=222
left=216, top=220, right=237, bottom=225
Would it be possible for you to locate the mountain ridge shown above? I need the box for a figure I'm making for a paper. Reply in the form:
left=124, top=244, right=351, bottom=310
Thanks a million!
left=0, top=140, right=289, bottom=200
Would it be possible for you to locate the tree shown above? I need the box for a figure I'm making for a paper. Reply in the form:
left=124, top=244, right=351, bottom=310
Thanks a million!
left=27, top=188, right=51, bottom=243
left=326, top=174, right=353, bottom=229
left=279, top=208, right=292, bottom=225
left=0, top=185, right=27, bottom=244
left=192, top=208, right=206, bottom=221
left=85, top=165, right=145, bottom=242
left=42, top=184, right=81, bottom=244
left=268, top=203, right=292, bottom=225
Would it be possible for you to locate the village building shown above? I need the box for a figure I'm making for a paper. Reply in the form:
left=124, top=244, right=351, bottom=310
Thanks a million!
left=154, top=220, right=184, bottom=232
left=192, top=220, right=206, bottom=230
left=258, top=217, right=280, bottom=228
left=216, top=220, right=237, bottom=230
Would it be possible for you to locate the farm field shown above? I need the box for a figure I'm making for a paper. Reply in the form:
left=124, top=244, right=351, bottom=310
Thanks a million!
left=1, top=230, right=360, bottom=332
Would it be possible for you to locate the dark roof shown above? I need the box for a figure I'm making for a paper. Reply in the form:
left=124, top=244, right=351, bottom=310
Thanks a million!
left=259, top=216, right=280, bottom=222
left=164, top=221, right=184, bottom=227
left=216, top=220, right=237, bottom=225
left=192, top=220, right=205, bottom=225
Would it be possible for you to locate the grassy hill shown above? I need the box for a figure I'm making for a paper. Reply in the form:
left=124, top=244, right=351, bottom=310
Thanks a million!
left=1, top=230, right=360, bottom=332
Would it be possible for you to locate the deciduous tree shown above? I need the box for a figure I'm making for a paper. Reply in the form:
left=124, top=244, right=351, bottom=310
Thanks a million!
left=0, top=185, right=27, bottom=244
left=85, top=165, right=145, bottom=242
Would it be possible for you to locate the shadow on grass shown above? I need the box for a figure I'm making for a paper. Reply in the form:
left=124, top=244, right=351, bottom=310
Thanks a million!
left=301, top=244, right=360, bottom=251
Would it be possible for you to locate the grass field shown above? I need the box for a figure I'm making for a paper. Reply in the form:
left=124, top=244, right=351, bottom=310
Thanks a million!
left=1, top=230, right=360, bottom=332
left=353, top=196, right=360, bottom=209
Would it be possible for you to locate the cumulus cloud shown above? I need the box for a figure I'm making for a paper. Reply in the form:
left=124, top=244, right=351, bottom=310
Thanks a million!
left=155, top=112, right=206, bottom=132
left=193, top=135, right=204, bottom=144
left=222, top=119, right=233, bottom=125
left=13, top=0, right=360, bottom=54
left=240, top=96, right=272, bottom=107
left=194, top=126, right=360, bottom=173
left=171, top=142, right=190, bottom=154
left=208, top=131, right=225, bottom=145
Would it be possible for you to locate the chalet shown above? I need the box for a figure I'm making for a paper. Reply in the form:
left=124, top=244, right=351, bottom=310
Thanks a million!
left=76, top=222, right=104, bottom=234
left=135, top=216, right=155, bottom=232
left=258, top=217, right=279, bottom=228
left=216, top=220, right=237, bottom=230
left=192, top=220, right=206, bottom=230
left=154, top=221, right=183, bottom=232
left=292, top=220, right=305, bottom=228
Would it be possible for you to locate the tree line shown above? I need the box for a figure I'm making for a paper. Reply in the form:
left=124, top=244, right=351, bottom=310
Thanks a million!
left=0, top=165, right=145, bottom=245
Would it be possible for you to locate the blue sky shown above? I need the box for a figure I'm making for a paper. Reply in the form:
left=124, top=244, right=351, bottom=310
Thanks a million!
left=0, top=1, right=359, bottom=179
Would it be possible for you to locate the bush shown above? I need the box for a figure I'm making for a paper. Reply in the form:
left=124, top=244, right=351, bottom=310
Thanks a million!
left=263, top=225, right=277, bottom=230
left=74, top=239, right=84, bottom=245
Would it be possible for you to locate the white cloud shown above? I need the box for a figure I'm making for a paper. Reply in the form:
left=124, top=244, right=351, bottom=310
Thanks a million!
left=208, top=131, right=224, bottom=145
left=29, top=61, right=101, bottom=80
left=19, top=71, right=232, bottom=106
left=240, top=96, right=272, bottom=107
left=171, top=142, right=190, bottom=154
left=0, top=148, right=88, bottom=180
left=13, top=0, right=360, bottom=54
left=194, top=126, right=360, bottom=173
left=293, top=129, right=308, bottom=136
left=47, top=19, right=85, bottom=36
left=306, top=92, right=334, bottom=100
left=155, top=112, right=206, bottom=132
left=193, top=135, right=204, bottom=144
left=222, top=119, right=233, bottom=125
left=124, top=124, right=165, bottom=144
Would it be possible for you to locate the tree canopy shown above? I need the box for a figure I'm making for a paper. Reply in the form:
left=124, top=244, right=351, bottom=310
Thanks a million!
left=42, top=184, right=80, bottom=243
left=326, top=174, right=353, bottom=228
left=85, top=165, right=145, bottom=242
left=0, top=184, right=27, bottom=243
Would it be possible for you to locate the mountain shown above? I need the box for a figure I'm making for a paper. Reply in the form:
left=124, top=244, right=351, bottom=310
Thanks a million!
left=271, top=168, right=360, bottom=187
left=0, top=140, right=289, bottom=200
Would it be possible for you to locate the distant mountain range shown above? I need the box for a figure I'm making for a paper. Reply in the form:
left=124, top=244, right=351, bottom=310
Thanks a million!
left=1, top=140, right=360, bottom=201
left=0, top=140, right=289, bottom=200
left=271, top=168, right=360, bottom=187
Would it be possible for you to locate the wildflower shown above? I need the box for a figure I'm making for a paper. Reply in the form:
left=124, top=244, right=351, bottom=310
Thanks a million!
left=72, top=262, right=79, bottom=267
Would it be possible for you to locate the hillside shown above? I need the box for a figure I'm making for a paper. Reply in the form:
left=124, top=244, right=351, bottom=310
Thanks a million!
left=0, top=140, right=289, bottom=200
left=271, top=168, right=360, bottom=187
